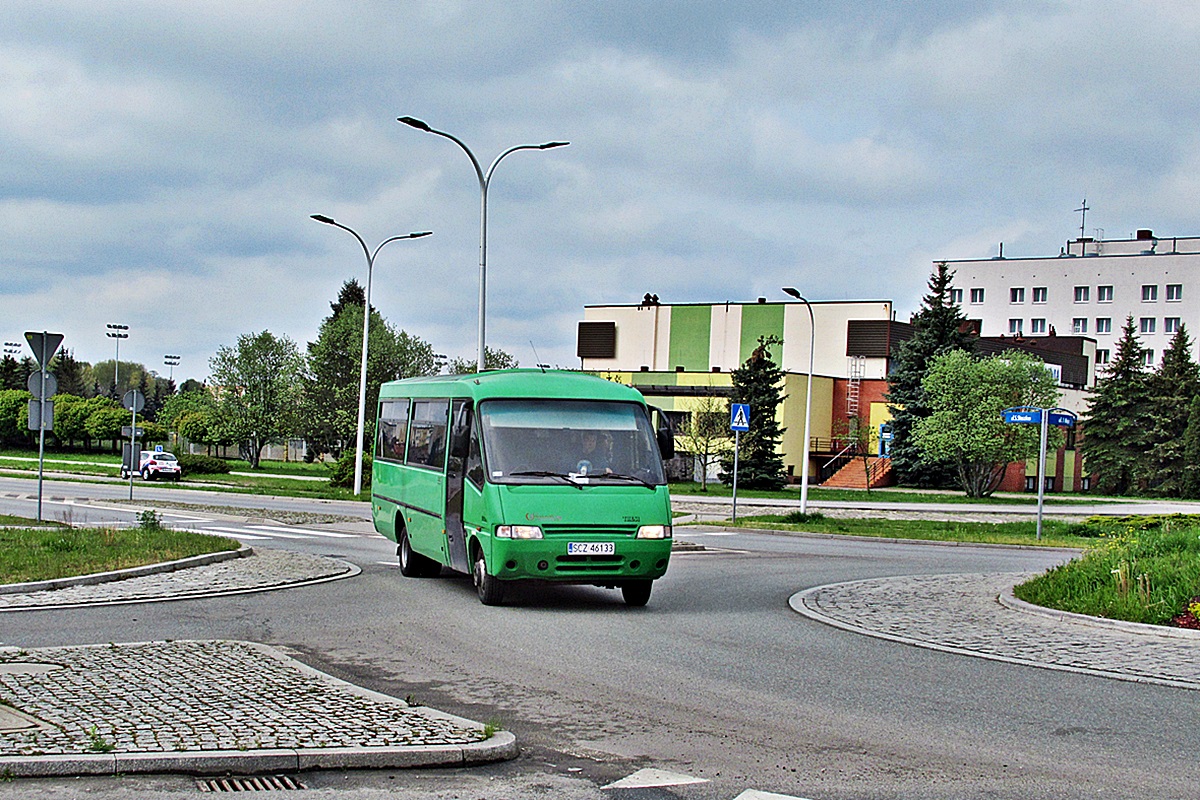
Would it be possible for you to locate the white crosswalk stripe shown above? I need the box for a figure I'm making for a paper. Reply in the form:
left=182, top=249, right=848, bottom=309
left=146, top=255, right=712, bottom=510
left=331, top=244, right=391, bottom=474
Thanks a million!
left=202, top=525, right=305, bottom=540
left=246, top=524, right=355, bottom=538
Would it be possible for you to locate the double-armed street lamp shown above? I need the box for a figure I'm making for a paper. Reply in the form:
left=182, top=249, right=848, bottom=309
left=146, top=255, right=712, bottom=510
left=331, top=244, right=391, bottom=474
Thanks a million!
left=106, top=323, right=129, bottom=393
left=397, top=116, right=568, bottom=372
left=311, top=214, right=432, bottom=496
left=3, top=342, right=20, bottom=357
left=782, top=288, right=816, bottom=515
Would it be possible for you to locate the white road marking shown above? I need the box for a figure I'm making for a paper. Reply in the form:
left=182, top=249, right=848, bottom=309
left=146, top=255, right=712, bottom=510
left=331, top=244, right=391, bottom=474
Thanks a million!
left=246, top=524, right=355, bottom=538
left=682, top=530, right=740, bottom=536
left=602, top=768, right=708, bottom=789
left=733, top=791, right=814, bottom=800
left=203, top=525, right=304, bottom=540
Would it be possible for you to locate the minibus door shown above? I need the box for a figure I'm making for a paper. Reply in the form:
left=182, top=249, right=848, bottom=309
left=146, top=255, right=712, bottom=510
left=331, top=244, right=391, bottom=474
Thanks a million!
left=444, top=399, right=472, bottom=574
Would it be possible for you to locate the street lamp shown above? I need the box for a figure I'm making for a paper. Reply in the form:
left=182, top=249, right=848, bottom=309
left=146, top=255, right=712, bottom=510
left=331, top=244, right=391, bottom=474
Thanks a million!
left=164, top=355, right=181, bottom=383
left=3, top=341, right=20, bottom=357
left=398, top=116, right=568, bottom=372
left=106, top=323, right=129, bottom=395
left=782, top=288, right=815, bottom=515
left=311, top=214, right=432, bottom=496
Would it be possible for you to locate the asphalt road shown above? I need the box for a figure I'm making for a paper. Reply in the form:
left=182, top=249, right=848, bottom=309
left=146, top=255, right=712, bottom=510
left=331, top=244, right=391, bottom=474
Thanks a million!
left=2, top=476, right=1199, bottom=799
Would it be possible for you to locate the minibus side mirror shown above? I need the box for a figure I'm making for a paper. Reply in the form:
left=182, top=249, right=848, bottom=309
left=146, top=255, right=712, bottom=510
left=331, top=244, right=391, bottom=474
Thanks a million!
left=650, top=406, right=675, bottom=460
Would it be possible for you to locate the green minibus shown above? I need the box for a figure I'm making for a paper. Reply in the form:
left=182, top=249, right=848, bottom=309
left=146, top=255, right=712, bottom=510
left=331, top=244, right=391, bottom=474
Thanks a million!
left=371, top=370, right=675, bottom=606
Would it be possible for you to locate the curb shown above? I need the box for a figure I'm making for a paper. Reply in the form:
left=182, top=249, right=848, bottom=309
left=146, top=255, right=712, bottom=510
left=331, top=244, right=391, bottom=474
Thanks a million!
left=998, top=586, right=1200, bottom=640
left=0, top=545, right=252, bottom=596
left=687, top=524, right=1084, bottom=553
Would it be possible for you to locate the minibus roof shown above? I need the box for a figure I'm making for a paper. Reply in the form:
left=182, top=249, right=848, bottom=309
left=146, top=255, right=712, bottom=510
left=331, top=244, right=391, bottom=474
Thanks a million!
left=378, top=369, right=648, bottom=404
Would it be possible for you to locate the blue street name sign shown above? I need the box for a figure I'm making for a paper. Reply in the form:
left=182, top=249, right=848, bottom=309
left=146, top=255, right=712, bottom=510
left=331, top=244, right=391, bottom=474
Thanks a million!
left=1048, top=412, right=1076, bottom=428
left=1003, top=410, right=1042, bottom=425
left=730, top=403, right=750, bottom=432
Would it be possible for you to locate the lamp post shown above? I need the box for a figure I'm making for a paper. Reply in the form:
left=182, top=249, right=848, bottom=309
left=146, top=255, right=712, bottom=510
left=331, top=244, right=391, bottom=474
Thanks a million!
left=164, top=355, right=181, bottom=383
left=398, top=116, right=568, bottom=372
left=311, top=214, right=432, bottom=495
left=782, top=288, right=815, bottom=514
left=106, top=323, right=129, bottom=396
left=3, top=342, right=20, bottom=357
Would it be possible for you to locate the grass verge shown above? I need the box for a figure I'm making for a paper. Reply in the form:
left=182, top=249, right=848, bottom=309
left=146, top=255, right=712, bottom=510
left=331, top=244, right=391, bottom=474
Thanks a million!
left=0, top=514, right=240, bottom=584
left=669, top=482, right=1104, bottom=505
left=1014, top=515, right=1200, bottom=626
left=722, top=511, right=1094, bottom=548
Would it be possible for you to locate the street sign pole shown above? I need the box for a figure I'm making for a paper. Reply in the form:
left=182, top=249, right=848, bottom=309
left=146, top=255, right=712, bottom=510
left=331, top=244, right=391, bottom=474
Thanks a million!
left=729, top=403, right=750, bottom=523
left=731, top=430, right=740, bottom=522
left=1036, top=411, right=1049, bottom=541
left=25, top=331, right=64, bottom=522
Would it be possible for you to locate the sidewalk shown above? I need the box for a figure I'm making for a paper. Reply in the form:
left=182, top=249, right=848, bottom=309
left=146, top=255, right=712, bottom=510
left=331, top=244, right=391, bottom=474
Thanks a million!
left=792, top=572, right=1200, bottom=690
left=0, top=550, right=516, bottom=777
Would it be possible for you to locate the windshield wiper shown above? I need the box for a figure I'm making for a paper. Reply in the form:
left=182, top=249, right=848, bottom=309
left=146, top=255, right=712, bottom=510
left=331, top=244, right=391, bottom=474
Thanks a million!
left=593, top=472, right=657, bottom=489
left=508, top=470, right=585, bottom=490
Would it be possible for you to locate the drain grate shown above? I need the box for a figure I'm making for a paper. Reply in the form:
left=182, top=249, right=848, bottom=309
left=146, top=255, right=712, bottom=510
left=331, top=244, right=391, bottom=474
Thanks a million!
left=197, top=775, right=307, bottom=792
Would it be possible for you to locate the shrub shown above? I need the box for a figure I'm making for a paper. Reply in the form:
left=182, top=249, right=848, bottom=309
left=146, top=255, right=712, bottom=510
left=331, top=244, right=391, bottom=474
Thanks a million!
left=781, top=510, right=825, bottom=524
left=176, top=454, right=231, bottom=475
left=329, top=451, right=370, bottom=489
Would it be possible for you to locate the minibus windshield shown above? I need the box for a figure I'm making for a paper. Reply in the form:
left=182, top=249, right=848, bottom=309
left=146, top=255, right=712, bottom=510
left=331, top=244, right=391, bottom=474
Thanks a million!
left=479, top=399, right=666, bottom=486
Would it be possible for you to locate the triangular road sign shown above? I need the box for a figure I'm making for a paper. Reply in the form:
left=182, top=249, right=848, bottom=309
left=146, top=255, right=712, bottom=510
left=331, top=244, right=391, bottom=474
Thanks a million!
left=24, top=332, right=64, bottom=368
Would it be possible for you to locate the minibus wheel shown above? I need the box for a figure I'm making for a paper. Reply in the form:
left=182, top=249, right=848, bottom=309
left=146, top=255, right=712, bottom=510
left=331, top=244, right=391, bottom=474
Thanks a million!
left=472, top=549, right=505, bottom=606
left=621, top=580, right=652, bottom=607
left=398, top=525, right=440, bottom=578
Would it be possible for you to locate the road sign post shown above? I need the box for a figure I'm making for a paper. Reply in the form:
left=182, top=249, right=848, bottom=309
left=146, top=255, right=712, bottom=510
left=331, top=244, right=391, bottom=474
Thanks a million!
left=24, top=332, right=64, bottom=521
left=1002, top=405, right=1077, bottom=540
left=122, top=390, right=146, bottom=500
left=730, top=404, right=750, bottom=522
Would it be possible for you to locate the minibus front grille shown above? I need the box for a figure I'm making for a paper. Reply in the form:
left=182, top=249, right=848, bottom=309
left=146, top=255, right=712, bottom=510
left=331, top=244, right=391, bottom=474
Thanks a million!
left=555, top=554, right=625, bottom=572
left=542, top=524, right=639, bottom=538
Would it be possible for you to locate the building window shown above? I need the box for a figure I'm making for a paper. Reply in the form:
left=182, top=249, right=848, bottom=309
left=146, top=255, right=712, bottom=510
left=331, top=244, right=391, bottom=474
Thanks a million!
left=1009, top=319, right=1023, bottom=335
left=1073, top=286, right=1089, bottom=303
left=1010, top=287, right=1025, bottom=303
left=950, top=288, right=963, bottom=304
left=1097, top=285, right=1114, bottom=302
left=970, top=288, right=985, bottom=304
left=1032, top=287, right=1047, bottom=303
left=1142, top=284, right=1158, bottom=302
left=1072, top=318, right=1087, bottom=334
left=1166, top=317, right=1181, bottom=334
left=1095, top=317, right=1112, bottom=334
left=1144, top=350, right=1156, bottom=367
left=1030, top=318, right=1046, bottom=334
left=1097, top=349, right=1111, bottom=364
left=1081, top=476, right=1091, bottom=491
left=1140, top=317, right=1156, bottom=334
left=1167, top=283, right=1182, bottom=302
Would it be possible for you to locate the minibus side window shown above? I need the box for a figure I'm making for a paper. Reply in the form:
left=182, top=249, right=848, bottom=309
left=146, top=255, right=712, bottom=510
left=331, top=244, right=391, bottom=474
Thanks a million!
left=377, top=399, right=410, bottom=463
left=406, top=398, right=451, bottom=470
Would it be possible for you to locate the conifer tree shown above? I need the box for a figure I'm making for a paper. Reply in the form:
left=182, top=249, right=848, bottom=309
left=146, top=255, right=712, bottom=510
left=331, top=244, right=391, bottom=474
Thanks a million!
left=885, top=262, right=975, bottom=487
left=1143, top=324, right=1200, bottom=496
left=1180, top=394, right=1200, bottom=499
left=1080, top=316, right=1152, bottom=494
left=720, top=335, right=787, bottom=490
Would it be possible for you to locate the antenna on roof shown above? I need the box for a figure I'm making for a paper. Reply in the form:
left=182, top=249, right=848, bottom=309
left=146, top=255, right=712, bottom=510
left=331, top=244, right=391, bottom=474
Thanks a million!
left=530, top=341, right=547, bottom=373
left=1075, top=198, right=1089, bottom=239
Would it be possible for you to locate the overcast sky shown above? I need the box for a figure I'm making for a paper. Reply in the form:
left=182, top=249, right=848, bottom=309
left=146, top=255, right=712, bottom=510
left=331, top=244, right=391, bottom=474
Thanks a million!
left=4, top=1, right=1198, bottom=382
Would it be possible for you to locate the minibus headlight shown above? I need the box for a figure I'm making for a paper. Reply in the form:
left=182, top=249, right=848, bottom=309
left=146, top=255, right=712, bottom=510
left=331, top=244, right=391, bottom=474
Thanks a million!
left=636, top=525, right=672, bottom=539
left=495, top=525, right=543, bottom=539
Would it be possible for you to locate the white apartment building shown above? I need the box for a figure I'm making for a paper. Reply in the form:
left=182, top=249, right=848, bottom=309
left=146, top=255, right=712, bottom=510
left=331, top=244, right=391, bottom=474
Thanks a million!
left=944, top=229, right=1199, bottom=369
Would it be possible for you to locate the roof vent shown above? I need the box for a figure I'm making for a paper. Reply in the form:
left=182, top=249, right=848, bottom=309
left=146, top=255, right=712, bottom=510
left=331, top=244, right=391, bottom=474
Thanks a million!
left=757, top=296, right=766, bottom=304
left=1136, top=228, right=1155, bottom=240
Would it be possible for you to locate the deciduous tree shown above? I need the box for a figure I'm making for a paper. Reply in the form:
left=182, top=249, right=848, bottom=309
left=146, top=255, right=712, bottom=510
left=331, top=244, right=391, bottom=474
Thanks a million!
left=210, top=330, right=304, bottom=468
left=674, top=393, right=733, bottom=491
left=913, top=349, right=1060, bottom=498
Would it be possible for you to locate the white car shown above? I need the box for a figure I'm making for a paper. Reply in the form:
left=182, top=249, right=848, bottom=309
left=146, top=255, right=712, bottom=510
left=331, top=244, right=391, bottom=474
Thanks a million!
left=136, top=451, right=182, bottom=481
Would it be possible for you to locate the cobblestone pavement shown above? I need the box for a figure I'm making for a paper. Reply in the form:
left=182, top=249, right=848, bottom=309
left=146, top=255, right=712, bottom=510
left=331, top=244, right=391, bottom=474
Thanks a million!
left=0, top=640, right=515, bottom=776
left=792, top=572, right=1200, bottom=690
left=0, top=548, right=355, bottom=610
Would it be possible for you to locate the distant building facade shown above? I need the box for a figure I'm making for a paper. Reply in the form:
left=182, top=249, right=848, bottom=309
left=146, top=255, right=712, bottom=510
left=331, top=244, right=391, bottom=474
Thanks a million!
left=945, top=229, right=1200, bottom=369
left=578, top=296, right=1096, bottom=491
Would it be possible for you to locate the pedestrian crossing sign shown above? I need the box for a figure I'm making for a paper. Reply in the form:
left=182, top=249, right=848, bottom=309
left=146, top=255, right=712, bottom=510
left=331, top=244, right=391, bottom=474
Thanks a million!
left=730, top=403, right=750, bottom=432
